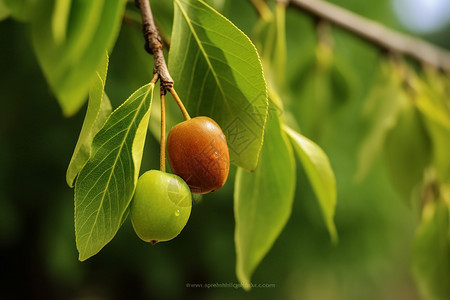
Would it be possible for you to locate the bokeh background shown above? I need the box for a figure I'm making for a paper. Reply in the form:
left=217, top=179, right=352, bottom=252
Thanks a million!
left=1, top=0, right=449, bottom=299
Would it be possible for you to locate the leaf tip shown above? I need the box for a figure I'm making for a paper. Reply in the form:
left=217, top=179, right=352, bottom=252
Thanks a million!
left=59, top=95, right=86, bottom=118
left=66, top=172, right=76, bottom=188
left=76, top=242, right=91, bottom=262
left=329, top=224, right=339, bottom=246
left=77, top=246, right=97, bottom=262
left=61, top=106, right=76, bottom=118
left=77, top=253, right=88, bottom=262
left=236, top=268, right=252, bottom=291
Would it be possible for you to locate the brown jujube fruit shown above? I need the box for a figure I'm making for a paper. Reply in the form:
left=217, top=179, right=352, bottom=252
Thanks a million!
left=167, top=116, right=230, bottom=194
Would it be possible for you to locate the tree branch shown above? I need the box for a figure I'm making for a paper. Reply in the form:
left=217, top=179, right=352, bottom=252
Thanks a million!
left=289, top=0, right=450, bottom=72
left=135, top=0, right=173, bottom=89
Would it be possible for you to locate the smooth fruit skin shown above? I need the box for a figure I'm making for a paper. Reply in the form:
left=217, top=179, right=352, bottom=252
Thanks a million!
left=131, top=170, right=192, bottom=244
left=167, top=116, right=230, bottom=194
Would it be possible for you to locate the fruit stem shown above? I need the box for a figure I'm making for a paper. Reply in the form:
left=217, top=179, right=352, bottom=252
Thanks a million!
left=169, top=88, right=191, bottom=120
left=160, top=88, right=166, bottom=173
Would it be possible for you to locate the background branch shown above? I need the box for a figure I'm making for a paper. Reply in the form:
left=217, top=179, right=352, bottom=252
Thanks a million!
left=135, top=0, right=173, bottom=89
left=289, top=0, right=450, bottom=71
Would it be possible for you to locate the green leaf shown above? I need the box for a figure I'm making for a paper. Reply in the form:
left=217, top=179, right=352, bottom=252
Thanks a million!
left=329, top=56, right=354, bottom=108
left=284, top=126, right=338, bottom=243
left=0, top=0, right=10, bottom=21
left=52, top=0, right=72, bottom=45
left=74, top=83, right=154, bottom=261
left=355, top=63, right=404, bottom=180
left=31, top=0, right=127, bottom=116
left=3, top=0, right=33, bottom=21
left=383, top=99, right=431, bottom=201
left=234, top=108, right=295, bottom=290
left=274, top=3, right=286, bottom=90
left=169, top=0, right=268, bottom=171
left=288, top=48, right=334, bottom=140
left=415, top=75, right=450, bottom=184
left=412, top=199, right=450, bottom=300
left=66, top=52, right=112, bottom=188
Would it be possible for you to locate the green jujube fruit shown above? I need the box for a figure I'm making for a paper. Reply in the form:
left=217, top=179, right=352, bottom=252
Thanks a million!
left=131, top=170, right=192, bottom=244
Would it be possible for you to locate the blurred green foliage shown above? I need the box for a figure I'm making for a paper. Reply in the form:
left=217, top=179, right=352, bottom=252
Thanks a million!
left=1, top=0, right=449, bottom=299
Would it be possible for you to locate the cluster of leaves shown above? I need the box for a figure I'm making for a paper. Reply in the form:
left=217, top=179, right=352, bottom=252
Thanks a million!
left=266, top=3, right=450, bottom=298
left=2, top=0, right=449, bottom=298
left=168, top=1, right=337, bottom=289
left=355, top=62, right=450, bottom=300
left=1, top=0, right=336, bottom=289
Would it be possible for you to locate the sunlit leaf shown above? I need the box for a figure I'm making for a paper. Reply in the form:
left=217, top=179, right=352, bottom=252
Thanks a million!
left=274, top=3, right=286, bottom=89
left=52, top=0, right=72, bottom=45
left=412, top=199, right=450, bottom=300
left=285, top=126, right=338, bottom=243
left=234, top=108, right=295, bottom=290
left=31, top=0, right=127, bottom=116
left=66, top=52, right=112, bottom=187
left=415, top=75, right=450, bottom=184
left=75, top=83, right=154, bottom=261
left=169, top=0, right=268, bottom=171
